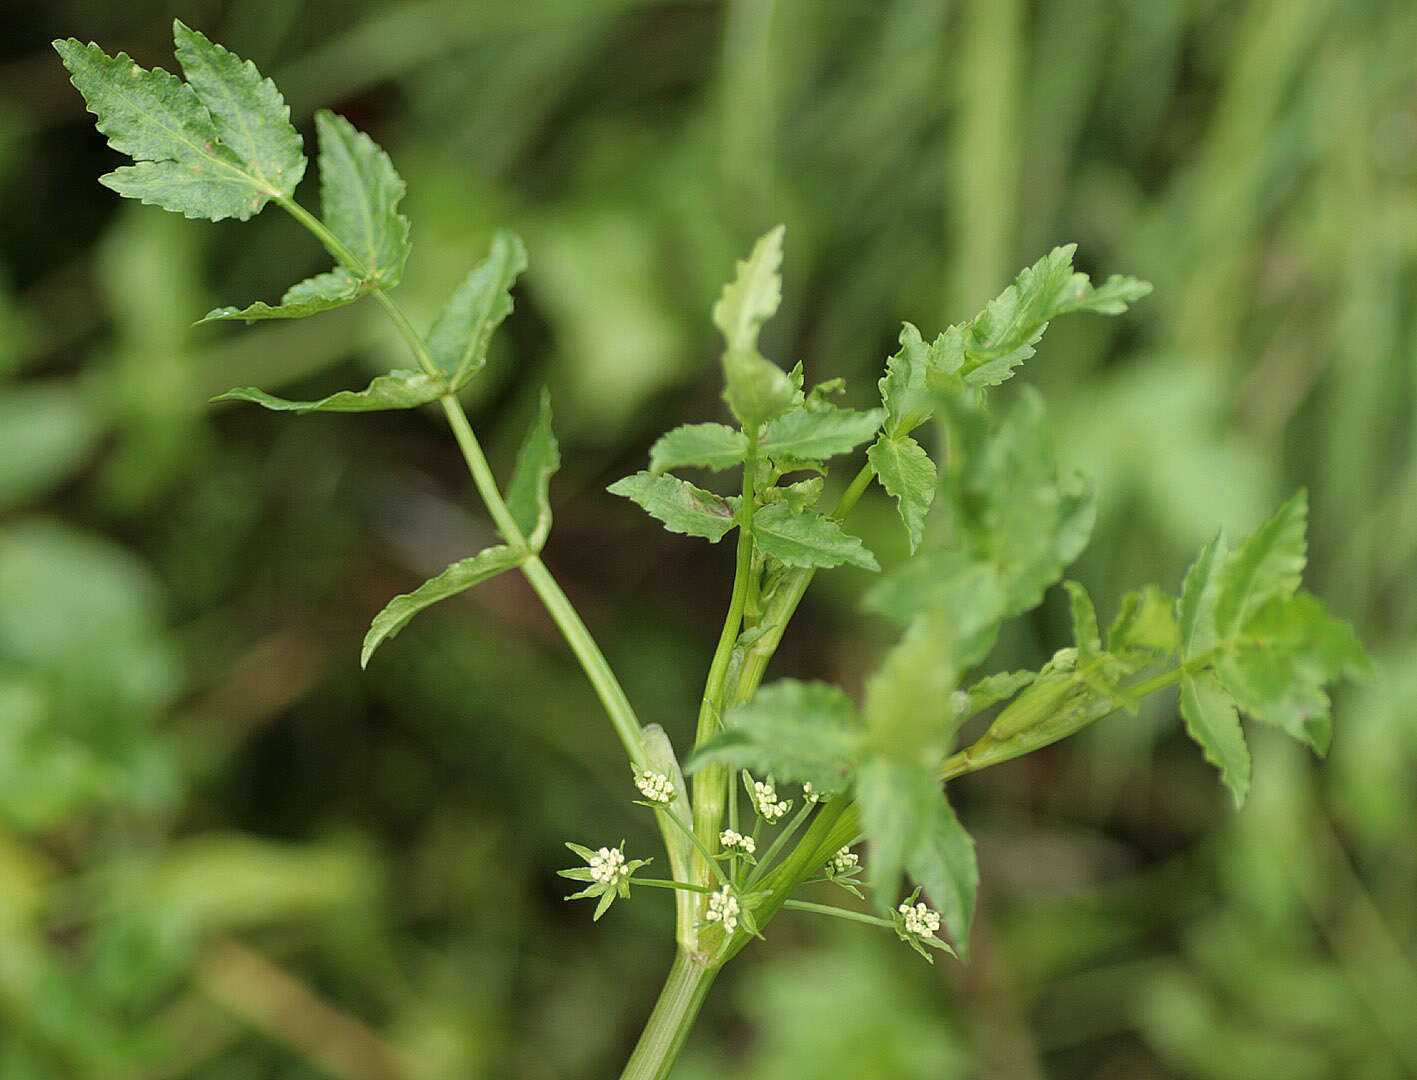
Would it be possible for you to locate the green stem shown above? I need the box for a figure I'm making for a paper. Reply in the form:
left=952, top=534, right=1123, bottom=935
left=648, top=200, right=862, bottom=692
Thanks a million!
left=618, top=953, right=720, bottom=1080
left=635, top=879, right=719, bottom=895
left=689, top=434, right=762, bottom=886
left=782, top=899, right=894, bottom=929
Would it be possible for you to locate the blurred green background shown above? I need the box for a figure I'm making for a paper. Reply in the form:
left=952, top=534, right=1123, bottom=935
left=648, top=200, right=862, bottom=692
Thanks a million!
left=3, top=0, right=1416, bottom=1076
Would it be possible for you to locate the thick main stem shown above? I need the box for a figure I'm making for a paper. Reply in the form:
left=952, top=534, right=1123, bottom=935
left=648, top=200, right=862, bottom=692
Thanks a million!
left=618, top=953, right=719, bottom=1080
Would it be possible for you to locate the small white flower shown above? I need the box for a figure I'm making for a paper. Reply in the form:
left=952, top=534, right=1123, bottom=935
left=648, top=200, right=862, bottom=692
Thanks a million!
left=802, top=782, right=824, bottom=804
left=706, top=885, right=740, bottom=935
left=828, top=846, right=858, bottom=874
left=898, top=899, right=941, bottom=939
left=634, top=769, right=675, bottom=804
left=752, top=779, right=791, bottom=823
left=719, top=828, right=756, bottom=855
left=589, top=846, right=627, bottom=886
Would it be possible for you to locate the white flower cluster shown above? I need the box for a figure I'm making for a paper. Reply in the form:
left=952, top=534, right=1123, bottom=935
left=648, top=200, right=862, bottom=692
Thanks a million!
left=706, top=885, right=740, bottom=935
left=752, top=779, right=791, bottom=823
left=588, top=846, right=627, bottom=886
left=898, top=899, right=941, bottom=938
left=634, top=769, right=675, bottom=804
left=829, top=846, right=858, bottom=874
left=802, top=782, right=824, bottom=804
left=719, top=828, right=756, bottom=855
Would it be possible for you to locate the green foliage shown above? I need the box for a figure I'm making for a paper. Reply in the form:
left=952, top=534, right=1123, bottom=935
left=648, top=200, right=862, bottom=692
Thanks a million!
left=751, top=503, right=878, bottom=571
left=649, top=423, right=748, bottom=474
left=759, top=404, right=884, bottom=462
left=504, top=389, right=560, bottom=551
left=212, top=369, right=444, bottom=412
left=608, top=472, right=740, bottom=541
left=361, top=545, right=524, bottom=668
left=54, top=23, right=304, bottom=222
left=427, top=230, right=528, bottom=387
left=713, top=226, right=794, bottom=428
left=867, top=434, right=936, bottom=553
left=314, top=110, right=410, bottom=286
left=200, top=267, right=364, bottom=322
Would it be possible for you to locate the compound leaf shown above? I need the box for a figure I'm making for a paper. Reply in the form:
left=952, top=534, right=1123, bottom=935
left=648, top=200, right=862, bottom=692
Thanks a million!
left=315, top=110, right=410, bottom=286
left=649, top=423, right=747, bottom=474
left=867, top=434, right=936, bottom=552
left=172, top=21, right=304, bottom=199
left=362, top=545, right=524, bottom=667
left=199, top=268, right=363, bottom=322
left=608, top=472, right=739, bottom=541
left=751, top=503, right=878, bottom=571
left=55, top=35, right=284, bottom=221
left=505, top=389, right=559, bottom=551
left=1179, top=670, right=1250, bottom=807
left=212, top=369, right=444, bottom=412
left=427, top=230, right=528, bottom=387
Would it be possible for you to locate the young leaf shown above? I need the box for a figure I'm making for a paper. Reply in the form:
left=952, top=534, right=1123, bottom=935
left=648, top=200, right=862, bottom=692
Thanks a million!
left=361, top=545, right=525, bottom=667
left=199, top=268, right=363, bottom=322
left=713, top=226, right=794, bottom=427
left=504, top=390, right=560, bottom=552
left=751, top=503, right=879, bottom=571
left=1179, top=670, right=1250, bottom=807
left=649, top=423, right=747, bottom=474
left=867, top=434, right=936, bottom=552
left=426, top=230, right=528, bottom=387
left=1212, top=590, right=1373, bottom=756
left=171, top=21, right=304, bottom=199
left=1213, top=490, right=1307, bottom=641
left=54, top=35, right=292, bottom=221
left=1176, top=531, right=1227, bottom=659
left=684, top=680, right=864, bottom=791
left=1107, top=585, right=1179, bottom=657
left=1063, top=581, right=1101, bottom=660
left=315, top=110, right=410, bottom=286
left=761, top=476, right=824, bottom=512
left=607, top=472, right=739, bottom=541
left=959, top=245, right=1152, bottom=388
left=759, top=405, right=884, bottom=462
left=960, top=670, right=1035, bottom=715
left=857, top=756, right=937, bottom=915
left=212, top=370, right=444, bottom=412
left=905, top=796, right=978, bottom=959
left=878, top=323, right=937, bottom=437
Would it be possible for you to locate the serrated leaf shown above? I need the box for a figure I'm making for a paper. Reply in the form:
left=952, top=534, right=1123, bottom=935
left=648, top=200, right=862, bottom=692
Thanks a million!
left=199, top=268, right=363, bottom=322
left=1177, top=531, right=1227, bottom=660
left=361, top=545, right=524, bottom=667
left=1179, top=670, right=1250, bottom=807
left=1063, top=581, right=1101, bottom=660
left=426, top=230, right=528, bottom=387
left=713, top=226, right=793, bottom=427
left=55, top=32, right=296, bottom=222
left=212, top=369, right=444, bottom=412
left=751, top=503, right=878, bottom=571
left=760, top=405, right=884, bottom=462
left=504, top=389, right=559, bottom=551
left=878, top=323, right=936, bottom=436
left=868, top=434, right=936, bottom=552
left=961, top=670, right=1035, bottom=715
left=315, top=110, right=410, bottom=286
left=1213, top=490, right=1307, bottom=641
left=172, top=21, right=304, bottom=199
left=1213, top=590, right=1373, bottom=756
left=857, top=756, right=937, bottom=916
left=1107, top=585, right=1179, bottom=657
left=649, top=423, right=747, bottom=473
left=607, top=472, right=739, bottom=541
left=906, top=796, right=978, bottom=958
left=685, top=680, right=864, bottom=791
